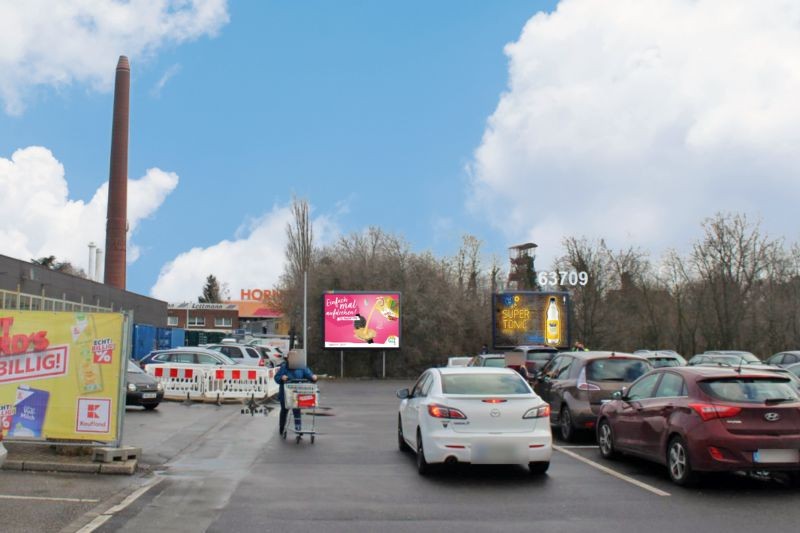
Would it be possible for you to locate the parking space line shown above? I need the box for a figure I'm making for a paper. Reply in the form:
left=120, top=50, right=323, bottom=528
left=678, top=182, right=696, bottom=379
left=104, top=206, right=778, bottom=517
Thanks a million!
left=0, top=494, right=100, bottom=503
left=554, top=445, right=671, bottom=497
left=75, top=477, right=163, bottom=533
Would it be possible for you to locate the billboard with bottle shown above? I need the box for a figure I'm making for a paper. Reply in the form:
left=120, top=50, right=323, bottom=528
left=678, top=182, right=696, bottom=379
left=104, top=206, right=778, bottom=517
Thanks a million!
left=492, top=292, right=571, bottom=350
left=323, top=292, right=401, bottom=349
left=0, top=311, right=128, bottom=443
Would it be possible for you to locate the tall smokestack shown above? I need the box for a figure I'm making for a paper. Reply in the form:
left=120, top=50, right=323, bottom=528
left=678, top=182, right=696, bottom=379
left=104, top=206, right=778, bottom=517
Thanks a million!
left=95, top=248, right=103, bottom=282
left=104, top=55, right=130, bottom=289
left=87, top=242, right=96, bottom=280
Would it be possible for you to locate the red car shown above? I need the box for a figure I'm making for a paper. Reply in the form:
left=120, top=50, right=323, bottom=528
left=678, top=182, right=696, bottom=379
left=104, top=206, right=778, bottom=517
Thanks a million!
left=597, top=366, right=800, bottom=485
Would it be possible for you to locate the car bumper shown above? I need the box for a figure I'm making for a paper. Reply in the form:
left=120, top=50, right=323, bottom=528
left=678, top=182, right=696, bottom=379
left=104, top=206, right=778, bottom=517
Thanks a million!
left=422, top=427, right=552, bottom=465
left=126, top=390, right=164, bottom=406
left=688, top=427, right=800, bottom=473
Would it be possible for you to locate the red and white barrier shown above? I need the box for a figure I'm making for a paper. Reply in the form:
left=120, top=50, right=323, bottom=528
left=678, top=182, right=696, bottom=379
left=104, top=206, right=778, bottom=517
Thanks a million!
left=144, top=364, right=278, bottom=401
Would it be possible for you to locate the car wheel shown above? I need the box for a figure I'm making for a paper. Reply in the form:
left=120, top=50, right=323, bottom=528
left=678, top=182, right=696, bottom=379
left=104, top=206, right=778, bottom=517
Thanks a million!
left=560, top=406, right=576, bottom=442
left=597, top=419, right=617, bottom=459
left=143, top=404, right=159, bottom=411
left=398, top=415, right=411, bottom=452
left=529, top=461, right=550, bottom=475
left=667, top=436, right=697, bottom=486
left=416, top=429, right=432, bottom=476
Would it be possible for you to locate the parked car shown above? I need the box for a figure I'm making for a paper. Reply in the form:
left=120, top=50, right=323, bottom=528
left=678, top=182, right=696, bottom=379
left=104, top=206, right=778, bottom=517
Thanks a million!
left=396, top=367, right=552, bottom=475
left=765, top=351, right=800, bottom=368
left=687, top=351, right=762, bottom=367
left=0, top=430, right=6, bottom=469
left=206, top=343, right=271, bottom=367
left=512, top=345, right=559, bottom=374
left=126, top=360, right=164, bottom=410
left=139, top=347, right=239, bottom=369
left=694, top=363, right=800, bottom=392
left=256, top=346, right=283, bottom=366
left=532, top=351, right=652, bottom=441
left=634, top=350, right=687, bottom=368
left=446, top=356, right=471, bottom=367
left=467, top=354, right=506, bottom=368
left=597, top=366, right=800, bottom=485
left=787, top=362, right=800, bottom=379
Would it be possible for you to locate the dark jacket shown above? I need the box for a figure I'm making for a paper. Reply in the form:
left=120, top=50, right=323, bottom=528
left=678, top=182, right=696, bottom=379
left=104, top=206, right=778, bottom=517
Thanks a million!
left=274, top=363, right=315, bottom=402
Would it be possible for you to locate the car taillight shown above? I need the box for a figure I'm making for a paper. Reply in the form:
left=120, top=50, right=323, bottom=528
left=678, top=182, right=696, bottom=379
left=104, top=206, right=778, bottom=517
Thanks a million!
left=576, top=367, right=601, bottom=391
left=258, top=358, right=265, bottom=366
left=482, top=398, right=507, bottom=404
left=427, top=404, right=467, bottom=419
left=689, top=403, right=742, bottom=421
left=523, top=404, right=551, bottom=419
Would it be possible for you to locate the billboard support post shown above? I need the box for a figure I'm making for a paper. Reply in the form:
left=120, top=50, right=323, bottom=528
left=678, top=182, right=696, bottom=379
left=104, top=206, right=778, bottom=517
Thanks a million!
left=114, top=311, right=134, bottom=447
left=382, top=350, right=386, bottom=379
left=340, top=350, right=344, bottom=378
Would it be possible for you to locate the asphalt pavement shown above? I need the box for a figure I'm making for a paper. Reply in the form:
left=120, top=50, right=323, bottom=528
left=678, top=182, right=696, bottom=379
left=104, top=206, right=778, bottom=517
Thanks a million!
left=2, top=381, right=799, bottom=533
left=102, top=381, right=800, bottom=533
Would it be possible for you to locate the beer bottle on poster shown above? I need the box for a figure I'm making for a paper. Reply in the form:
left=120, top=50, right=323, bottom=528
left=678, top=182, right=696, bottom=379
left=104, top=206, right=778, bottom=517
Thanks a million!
left=545, top=297, right=560, bottom=346
left=74, top=313, right=103, bottom=393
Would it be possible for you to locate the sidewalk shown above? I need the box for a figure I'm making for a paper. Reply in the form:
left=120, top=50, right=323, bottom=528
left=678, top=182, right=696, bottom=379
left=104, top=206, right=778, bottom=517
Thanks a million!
left=1, top=442, right=136, bottom=475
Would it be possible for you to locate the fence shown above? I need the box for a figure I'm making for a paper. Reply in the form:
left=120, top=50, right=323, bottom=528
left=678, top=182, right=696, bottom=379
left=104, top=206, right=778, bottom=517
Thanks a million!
left=146, top=364, right=278, bottom=401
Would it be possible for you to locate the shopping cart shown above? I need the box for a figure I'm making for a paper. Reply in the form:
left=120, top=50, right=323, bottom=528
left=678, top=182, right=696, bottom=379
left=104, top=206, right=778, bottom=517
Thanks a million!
left=282, top=380, right=320, bottom=444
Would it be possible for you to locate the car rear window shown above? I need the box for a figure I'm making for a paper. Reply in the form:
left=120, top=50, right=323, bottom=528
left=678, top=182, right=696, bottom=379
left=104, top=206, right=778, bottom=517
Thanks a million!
left=483, top=358, right=506, bottom=368
left=699, top=378, right=800, bottom=403
left=442, top=374, right=530, bottom=395
left=526, top=353, right=554, bottom=361
left=651, top=358, right=680, bottom=368
left=586, top=359, right=650, bottom=382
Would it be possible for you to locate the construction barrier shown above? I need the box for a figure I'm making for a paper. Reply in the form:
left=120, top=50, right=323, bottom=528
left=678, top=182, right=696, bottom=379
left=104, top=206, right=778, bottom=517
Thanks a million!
left=145, top=365, right=278, bottom=401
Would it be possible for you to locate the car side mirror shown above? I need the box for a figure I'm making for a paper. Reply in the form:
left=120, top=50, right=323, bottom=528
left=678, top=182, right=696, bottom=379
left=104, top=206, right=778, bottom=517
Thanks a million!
left=612, top=391, right=622, bottom=400
left=396, top=388, right=410, bottom=400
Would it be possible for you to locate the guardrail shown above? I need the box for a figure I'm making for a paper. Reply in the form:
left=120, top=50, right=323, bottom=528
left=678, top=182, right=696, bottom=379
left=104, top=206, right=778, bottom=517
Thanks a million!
left=145, top=364, right=278, bottom=401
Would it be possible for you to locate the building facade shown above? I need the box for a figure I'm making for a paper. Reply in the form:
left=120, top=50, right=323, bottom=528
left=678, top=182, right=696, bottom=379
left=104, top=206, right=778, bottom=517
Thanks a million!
left=167, top=303, right=240, bottom=331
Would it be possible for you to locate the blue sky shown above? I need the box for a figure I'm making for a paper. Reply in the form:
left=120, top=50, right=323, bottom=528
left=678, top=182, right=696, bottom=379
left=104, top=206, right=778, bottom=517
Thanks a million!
left=0, top=0, right=555, bottom=299
left=3, top=0, right=799, bottom=302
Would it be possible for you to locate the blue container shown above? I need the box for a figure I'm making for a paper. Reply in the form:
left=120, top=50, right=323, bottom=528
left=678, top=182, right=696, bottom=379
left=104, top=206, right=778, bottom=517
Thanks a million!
left=132, top=324, right=157, bottom=361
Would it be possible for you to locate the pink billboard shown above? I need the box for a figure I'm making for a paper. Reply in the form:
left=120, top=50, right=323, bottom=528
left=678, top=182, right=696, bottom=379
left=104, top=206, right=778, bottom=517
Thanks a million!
left=323, top=292, right=401, bottom=349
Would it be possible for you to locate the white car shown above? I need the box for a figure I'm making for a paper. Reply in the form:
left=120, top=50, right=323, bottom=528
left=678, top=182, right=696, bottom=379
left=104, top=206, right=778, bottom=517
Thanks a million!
left=397, top=367, right=552, bottom=475
left=206, top=344, right=271, bottom=367
left=446, top=356, right=471, bottom=367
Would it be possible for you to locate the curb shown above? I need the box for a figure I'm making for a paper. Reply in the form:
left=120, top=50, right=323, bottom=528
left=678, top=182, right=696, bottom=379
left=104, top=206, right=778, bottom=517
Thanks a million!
left=1, top=458, right=137, bottom=475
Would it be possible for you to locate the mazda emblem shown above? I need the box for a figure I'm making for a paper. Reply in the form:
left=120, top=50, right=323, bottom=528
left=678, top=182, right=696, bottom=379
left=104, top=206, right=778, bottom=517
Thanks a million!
left=490, top=409, right=501, bottom=418
left=764, top=412, right=781, bottom=422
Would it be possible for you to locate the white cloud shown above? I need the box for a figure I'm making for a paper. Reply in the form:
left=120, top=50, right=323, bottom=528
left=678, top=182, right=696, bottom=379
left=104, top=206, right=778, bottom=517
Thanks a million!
left=471, top=0, right=800, bottom=266
left=150, top=64, right=181, bottom=97
left=0, top=146, right=179, bottom=270
left=0, top=0, right=229, bottom=114
left=150, top=205, right=339, bottom=303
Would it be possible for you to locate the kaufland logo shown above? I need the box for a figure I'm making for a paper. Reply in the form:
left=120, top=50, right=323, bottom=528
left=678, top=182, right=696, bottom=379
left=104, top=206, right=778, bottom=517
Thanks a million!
left=76, top=398, right=111, bottom=433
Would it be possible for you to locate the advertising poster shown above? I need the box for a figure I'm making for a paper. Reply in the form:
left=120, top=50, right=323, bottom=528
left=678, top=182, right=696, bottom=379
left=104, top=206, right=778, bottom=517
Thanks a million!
left=323, top=292, right=401, bottom=349
left=492, top=292, right=570, bottom=350
left=0, top=311, right=125, bottom=442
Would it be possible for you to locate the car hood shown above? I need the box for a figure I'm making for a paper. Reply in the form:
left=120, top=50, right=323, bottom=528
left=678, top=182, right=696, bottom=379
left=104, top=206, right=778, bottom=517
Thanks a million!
left=127, top=371, right=158, bottom=386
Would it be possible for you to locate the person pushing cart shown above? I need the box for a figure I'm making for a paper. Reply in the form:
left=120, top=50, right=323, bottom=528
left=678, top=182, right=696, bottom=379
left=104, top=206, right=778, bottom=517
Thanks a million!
left=275, top=349, right=319, bottom=442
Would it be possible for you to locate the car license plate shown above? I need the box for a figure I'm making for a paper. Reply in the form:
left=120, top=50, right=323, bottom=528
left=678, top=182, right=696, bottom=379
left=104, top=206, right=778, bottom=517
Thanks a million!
left=471, top=442, right=524, bottom=464
left=142, top=392, right=157, bottom=400
left=753, top=449, right=799, bottom=463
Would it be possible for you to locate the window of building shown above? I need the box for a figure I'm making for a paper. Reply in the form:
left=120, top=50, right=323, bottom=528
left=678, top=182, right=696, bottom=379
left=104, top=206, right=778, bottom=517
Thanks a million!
left=188, top=316, right=205, bottom=326
left=215, top=317, right=233, bottom=327
left=167, top=316, right=179, bottom=326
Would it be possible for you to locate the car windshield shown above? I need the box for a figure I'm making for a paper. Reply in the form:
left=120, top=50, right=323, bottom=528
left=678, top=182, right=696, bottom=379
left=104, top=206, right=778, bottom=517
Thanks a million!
left=442, top=373, right=530, bottom=395
left=127, top=361, right=143, bottom=373
left=650, top=358, right=680, bottom=368
left=587, top=358, right=650, bottom=382
left=206, top=345, right=223, bottom=352
left=699, top=378, right=800, bottom=403
left=483, top=357, right=506, bottom=368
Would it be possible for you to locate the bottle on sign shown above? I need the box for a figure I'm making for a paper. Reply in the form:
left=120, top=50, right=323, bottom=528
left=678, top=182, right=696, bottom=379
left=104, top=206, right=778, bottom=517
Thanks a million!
left=74, top=314, right=103, bottom=394
left=545, top=297, right=560, bottom=346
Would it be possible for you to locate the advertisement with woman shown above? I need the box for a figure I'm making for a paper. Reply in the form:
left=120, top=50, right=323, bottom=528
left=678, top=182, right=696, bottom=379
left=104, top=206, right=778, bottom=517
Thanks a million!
left=323, top=292, right=401, bottom=349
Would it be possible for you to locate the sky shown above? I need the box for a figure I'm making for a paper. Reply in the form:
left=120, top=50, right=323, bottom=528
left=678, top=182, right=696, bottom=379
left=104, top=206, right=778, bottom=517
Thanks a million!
left=2, top=0, right=800, bottom=303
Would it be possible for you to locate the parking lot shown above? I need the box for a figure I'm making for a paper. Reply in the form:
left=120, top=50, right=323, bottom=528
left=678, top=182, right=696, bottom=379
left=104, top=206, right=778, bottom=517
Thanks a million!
left=2, top=380, right=799, bottom=533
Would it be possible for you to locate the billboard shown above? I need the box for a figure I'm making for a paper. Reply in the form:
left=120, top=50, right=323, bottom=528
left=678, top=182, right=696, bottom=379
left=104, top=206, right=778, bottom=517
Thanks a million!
left=323, top=292, right=401, bottom=349
left=492, top=291, right=571, bottom=350
left=0, top=311, right=128, bottom=443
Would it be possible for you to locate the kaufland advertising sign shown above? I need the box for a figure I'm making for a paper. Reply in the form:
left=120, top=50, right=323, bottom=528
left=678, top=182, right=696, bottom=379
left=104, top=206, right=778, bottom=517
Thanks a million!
left=0, top=311, right=128, bottom=443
